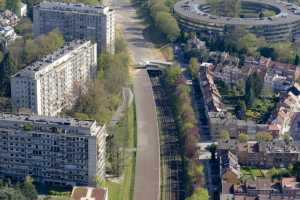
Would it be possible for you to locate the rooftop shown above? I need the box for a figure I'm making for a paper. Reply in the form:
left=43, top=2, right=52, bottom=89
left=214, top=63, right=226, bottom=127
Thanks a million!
left=37, top=1, right=113, bottom=15
left=0, top=113, right=97, bottom=129
left=174, top=0, right=300, bottom=26
left=12, top=40, right=92, bottom=77
left=71, top=186, right=108, bottom=200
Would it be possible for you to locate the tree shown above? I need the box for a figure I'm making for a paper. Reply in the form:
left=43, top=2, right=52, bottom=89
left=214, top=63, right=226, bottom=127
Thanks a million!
left=154, top=11, right=180, bottom=41
left=262, top=10, right=276, bottom=17
left=0, top=0, right=5, bottom=10
left=239, top=33, right=266, bottom=56
left=0, top=187, right=26, bottom=200
left=186, top=188, right=209, bottom=200
left=188, top=57, right=199, bottom=79
left=258, top=47, right=278, bottom=60
left=20, top=176, right=38, bottom=200
left=206, top=144, right=217, bottom=160
left=209, top=0, right=240, bottom=17
left=294, top=54, right=300, bottom=65
left=218, top=130, right=230, bottom=142
left=0, top=52, right=18, bottom=96
left=238, top=133, right=249, bottom=143
left=165, top=65, right=181, bottom=86
left=245, top=87, right=255, bottom=107
left=271, top=42, right=293, bottom=62
left=6, top=0, right=21, bottom=15
left=245, top=73, right=263, bottom=107
left=235, top=100, right=246, bottom=120
left=293, top=161, right=300, bottom=181
left=256, top=132, right=273, bottom=142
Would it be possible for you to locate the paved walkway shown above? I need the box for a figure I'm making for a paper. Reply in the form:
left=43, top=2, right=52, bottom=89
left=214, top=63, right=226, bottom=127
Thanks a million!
left=109, top=87, right=133, bottom=127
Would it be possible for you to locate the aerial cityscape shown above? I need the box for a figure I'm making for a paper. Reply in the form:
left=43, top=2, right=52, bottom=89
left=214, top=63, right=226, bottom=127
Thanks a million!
left=2, top=0, right=300, bottom=200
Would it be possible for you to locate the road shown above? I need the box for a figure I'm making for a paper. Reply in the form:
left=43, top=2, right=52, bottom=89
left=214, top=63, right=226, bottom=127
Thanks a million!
left=109, top=0, right=165, bottom=199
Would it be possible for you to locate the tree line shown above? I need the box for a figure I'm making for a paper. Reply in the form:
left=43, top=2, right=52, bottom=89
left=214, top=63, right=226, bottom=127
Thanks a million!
left=0, top=176, right=38, bottom=200
left=201, top=27, right=300, bottom=65
left=141, top=0, right=180, bottom=42
left=163, top=66, right=208, bottom=200
left=66, top=30, right=130, bottom=124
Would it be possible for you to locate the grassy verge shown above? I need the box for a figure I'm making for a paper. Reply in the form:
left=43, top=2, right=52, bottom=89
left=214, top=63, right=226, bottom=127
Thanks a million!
left=102, top=102, right=137, bottom=200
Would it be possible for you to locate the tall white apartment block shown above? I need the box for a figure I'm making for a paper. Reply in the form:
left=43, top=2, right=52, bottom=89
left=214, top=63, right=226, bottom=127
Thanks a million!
left=10, top=40, right=97, bottom=116
left=0, top=113, right=106, bottom=186
left=33, top=1, right=115, bottom=54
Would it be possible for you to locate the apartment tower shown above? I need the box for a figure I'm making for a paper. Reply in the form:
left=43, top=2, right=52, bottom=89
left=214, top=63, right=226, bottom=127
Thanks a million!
left=0, top=113, right=106, bottom=186
left=33, top=1, right=115, bottom=54
left=10, top=40, right=97, bottom=116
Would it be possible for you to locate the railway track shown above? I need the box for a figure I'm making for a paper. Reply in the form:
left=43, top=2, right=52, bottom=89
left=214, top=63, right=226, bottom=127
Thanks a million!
left=148, top=70, right=185, bottom=200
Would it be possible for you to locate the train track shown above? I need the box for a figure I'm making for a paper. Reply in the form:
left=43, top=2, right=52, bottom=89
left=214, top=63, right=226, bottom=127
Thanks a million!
left=148, top=70, right=185, bottom=200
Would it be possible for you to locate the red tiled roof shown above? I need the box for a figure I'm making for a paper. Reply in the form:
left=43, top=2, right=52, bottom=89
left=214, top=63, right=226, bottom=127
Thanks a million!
left=71, top=187, right=107, bottom=200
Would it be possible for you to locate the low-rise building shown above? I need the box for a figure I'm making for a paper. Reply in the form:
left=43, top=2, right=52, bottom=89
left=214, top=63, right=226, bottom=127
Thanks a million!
left=270, top=91, right=300, bottom=135
left=0, top=113, right=106, bottom=186
left=198, top=63, right=225, bottom=113
left=71, top=186, right=108, bottom=200
left=220, top=151, right=241, bottom=185
left=0, top=26, right=17, bottom=46
left=237, top=140, right=299, bottom=168
left=20, top=2, right=27, bottom=17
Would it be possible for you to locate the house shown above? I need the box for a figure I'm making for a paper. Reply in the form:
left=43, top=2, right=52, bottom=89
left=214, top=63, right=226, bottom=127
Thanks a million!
left=198, top=63, right=225, bottom=113
left=209, top=114, right=269, bottom=139
left=218, top=139, right=300, bottom=168
left=20, top=2, right=27, bottom=17
left=0, top=26, right=17, bottom=46
left=71, top=186, right=108, bottom=200
left=270, top=92, right=300, bottom=135
left=237, top=140, right=299, bottom=168
left=220, top=151, right=241, bottom=185
left=213, top=64, right=247, bottom=84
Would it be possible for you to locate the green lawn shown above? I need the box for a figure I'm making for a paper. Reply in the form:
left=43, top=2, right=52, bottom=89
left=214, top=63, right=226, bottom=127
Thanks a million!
left=101, top=103, right=137, bottom=200
left=241, top=167, right=292, bottom=181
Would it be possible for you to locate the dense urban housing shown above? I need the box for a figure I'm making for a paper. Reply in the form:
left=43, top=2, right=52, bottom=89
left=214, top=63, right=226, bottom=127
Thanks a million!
left=0, top=113, right=106, bottom=186
left=10, top=40, right=97, bottom=116
left=33, top=1, right=115, bottom=54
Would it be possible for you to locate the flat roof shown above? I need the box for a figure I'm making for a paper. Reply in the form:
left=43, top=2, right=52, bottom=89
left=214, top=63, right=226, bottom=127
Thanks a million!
left=0, top=113, right=97, bottom=129
left=36, top=1, right=113, bottom=15
left=12, top=40, right=92, bottom=77
left=174, top=0, right=300, bottom=26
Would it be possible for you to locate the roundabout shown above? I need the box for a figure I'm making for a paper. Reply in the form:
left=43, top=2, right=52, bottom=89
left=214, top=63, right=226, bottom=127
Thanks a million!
left=174, top=0, right=300, bottom=41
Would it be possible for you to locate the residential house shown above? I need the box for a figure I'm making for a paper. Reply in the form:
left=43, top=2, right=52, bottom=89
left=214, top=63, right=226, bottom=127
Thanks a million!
left=71, top=186, right=108, bottom=200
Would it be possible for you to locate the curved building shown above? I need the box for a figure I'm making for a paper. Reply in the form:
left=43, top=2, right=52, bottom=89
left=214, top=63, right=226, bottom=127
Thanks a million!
left=174, top=0, right=300, bottom=42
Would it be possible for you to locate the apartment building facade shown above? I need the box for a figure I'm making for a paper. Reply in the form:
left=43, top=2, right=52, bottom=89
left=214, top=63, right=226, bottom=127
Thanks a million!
left=33, top=1, right=115, bottom=54
left=10, top=40, right=97, bottom=116
left=0, top=113, right=106, bottom=186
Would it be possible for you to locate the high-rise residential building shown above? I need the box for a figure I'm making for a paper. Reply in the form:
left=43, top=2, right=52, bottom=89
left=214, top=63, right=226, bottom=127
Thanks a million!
left=0, top=113, right=106, bottom=186
left=33, top=1, right=115, bottom=54
left=10, top=40, right=97, bottom=116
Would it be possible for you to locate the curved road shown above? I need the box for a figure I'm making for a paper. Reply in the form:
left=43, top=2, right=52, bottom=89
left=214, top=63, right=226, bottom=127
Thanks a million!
left=109, top=0, right=165, bottom=199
